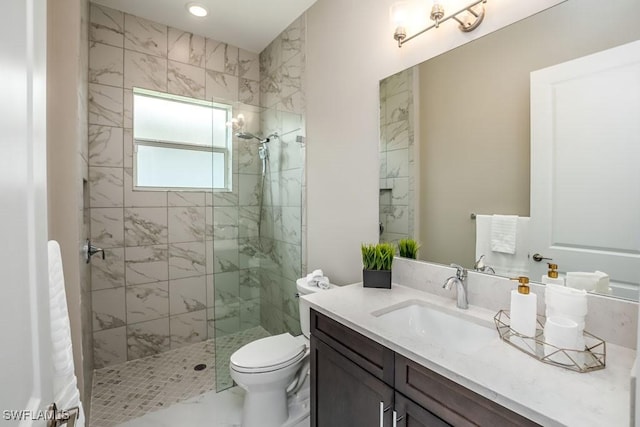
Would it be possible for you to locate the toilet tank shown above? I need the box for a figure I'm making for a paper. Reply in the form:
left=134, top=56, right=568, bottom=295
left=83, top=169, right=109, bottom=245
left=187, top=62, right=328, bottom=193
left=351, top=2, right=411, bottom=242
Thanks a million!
left=296, top=278, right=336, bottom=338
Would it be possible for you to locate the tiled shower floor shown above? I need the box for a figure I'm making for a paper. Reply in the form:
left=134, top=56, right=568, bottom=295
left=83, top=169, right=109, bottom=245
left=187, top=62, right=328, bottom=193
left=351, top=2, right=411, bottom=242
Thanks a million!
left=90, top=326, right=270, bottom=427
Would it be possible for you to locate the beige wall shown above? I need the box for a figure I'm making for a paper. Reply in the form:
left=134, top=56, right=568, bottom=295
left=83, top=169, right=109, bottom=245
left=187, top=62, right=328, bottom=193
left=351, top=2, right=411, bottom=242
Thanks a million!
left=47, top=0, right=92, bottom=413
left=305, top=0, right=563, bottom=285
left=417, top=0, right=640, bottom=268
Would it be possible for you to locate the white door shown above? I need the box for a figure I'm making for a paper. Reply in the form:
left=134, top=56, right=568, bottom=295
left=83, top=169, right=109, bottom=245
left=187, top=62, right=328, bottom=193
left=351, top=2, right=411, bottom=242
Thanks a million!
left=529, top=40, right=640, bottom=288
left=0, top=0, right=54, bottom=425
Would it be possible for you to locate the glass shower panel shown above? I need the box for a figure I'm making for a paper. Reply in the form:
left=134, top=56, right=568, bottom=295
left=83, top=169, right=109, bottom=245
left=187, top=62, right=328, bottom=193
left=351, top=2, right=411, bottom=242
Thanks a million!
left=213, top=103, right=266, bottom=391
left=212, top=103, right=305, bottom=392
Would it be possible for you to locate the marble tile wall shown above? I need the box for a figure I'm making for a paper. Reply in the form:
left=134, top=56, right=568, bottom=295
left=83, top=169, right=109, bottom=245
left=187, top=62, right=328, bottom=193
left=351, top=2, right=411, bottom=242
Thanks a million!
left=258, top=15, right=307, bottom=336
left=379, top=68, right=415, bottom=243
left=88, top=4, right=263, bottom=367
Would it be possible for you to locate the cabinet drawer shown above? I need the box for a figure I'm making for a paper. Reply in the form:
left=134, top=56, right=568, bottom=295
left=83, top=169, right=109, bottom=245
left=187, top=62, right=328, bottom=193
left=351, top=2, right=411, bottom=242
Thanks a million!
left=311, top=309, right=394, bottom=386
left=395, top=354, right=540, bottom=427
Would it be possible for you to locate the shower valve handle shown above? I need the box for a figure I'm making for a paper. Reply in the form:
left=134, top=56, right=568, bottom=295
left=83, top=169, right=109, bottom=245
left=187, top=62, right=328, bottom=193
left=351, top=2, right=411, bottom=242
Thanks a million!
left=84, top=239, right=105, bottom=264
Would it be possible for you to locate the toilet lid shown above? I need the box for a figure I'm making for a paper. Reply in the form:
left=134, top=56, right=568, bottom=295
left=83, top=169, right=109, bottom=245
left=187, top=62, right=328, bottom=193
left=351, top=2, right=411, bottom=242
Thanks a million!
left=230, top=333, right=306, bottom=373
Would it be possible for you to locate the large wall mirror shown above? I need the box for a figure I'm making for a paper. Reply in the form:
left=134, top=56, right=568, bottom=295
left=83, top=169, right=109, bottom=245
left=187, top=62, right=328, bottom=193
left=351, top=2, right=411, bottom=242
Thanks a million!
left=379, top=0, right=640, bottom=300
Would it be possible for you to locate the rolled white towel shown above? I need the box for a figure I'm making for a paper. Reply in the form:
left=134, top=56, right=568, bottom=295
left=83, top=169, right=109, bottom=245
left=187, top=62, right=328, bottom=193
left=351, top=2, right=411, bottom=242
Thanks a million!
left=594, top=271, right=610, bottom=294
left=306, top=269, right=324, bottom=286
left=306, top=269, right=323, bottom=281
left=317, top=277, right=331, bottom=290
left=566, top=272, right=600, bottom=292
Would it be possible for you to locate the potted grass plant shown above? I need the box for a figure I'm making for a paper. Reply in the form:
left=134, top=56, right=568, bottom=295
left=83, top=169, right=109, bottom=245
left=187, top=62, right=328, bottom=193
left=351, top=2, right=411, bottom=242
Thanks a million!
left=361, top=242, right=396, bottom=289
left=398, top=238, right=420, bottom=259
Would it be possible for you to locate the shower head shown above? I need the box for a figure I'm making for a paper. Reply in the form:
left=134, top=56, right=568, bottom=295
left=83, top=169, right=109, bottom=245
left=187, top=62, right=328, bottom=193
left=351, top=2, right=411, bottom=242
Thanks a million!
left=236, top=131, right=260, bottom=141
left=235, top=132, right=278, bottom=144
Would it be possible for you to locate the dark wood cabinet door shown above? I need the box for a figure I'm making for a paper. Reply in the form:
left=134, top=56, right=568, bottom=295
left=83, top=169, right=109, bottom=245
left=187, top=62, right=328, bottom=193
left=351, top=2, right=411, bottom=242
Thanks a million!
left=395, top=392, right=451, bottom=427
left=395, top=354, right=540, bottom=427
left=310, top=308, right=395, bottom=386
left=311, top=335, right=394, bottom=427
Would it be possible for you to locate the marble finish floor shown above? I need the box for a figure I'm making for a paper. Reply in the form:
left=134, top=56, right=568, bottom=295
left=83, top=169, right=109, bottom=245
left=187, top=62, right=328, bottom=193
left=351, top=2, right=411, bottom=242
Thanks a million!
left=90, top=326, right=269, bottom=426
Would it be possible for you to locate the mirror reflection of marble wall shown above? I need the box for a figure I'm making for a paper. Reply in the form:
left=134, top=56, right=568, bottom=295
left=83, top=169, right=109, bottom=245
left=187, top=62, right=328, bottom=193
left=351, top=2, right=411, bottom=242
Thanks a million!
left=378, top=0, right=640, bottom=293
left=379, top=68, right=417, bottom=243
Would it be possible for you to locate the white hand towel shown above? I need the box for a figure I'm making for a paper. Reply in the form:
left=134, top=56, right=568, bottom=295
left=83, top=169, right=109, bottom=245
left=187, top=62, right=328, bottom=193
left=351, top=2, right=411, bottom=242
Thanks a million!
left=475, top=215, right=531, bottom=276
left=48, top=241, right=85, bottom=427
left=490, top=215, right=518, bottom=254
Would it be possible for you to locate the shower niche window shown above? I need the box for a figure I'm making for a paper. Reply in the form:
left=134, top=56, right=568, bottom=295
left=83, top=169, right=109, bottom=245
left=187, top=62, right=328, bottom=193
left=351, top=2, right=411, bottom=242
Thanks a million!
left=133, top=88, right=232, bottom=190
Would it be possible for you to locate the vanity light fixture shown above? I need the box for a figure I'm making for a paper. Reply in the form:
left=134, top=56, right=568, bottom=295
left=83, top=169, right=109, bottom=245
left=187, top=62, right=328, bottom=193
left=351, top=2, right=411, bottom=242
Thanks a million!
left=393, top=0, right=487, bottom=48
left=186, top=2, right=208, bottom=17
left=226, top=113, right=246, bottom=131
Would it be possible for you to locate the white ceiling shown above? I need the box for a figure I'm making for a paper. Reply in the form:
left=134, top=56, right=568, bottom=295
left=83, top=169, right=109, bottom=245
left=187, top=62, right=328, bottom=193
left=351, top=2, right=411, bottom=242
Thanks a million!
left=91, top=0, right=318, bottom=53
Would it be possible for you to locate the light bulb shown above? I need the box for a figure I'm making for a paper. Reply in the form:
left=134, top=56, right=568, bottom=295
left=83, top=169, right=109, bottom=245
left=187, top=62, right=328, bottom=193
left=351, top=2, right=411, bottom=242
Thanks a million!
left=390, top=1, right=410, bottom=28
left=186, top=3, right=208, bottom=17
left=430, top=0, right=445, bottom=23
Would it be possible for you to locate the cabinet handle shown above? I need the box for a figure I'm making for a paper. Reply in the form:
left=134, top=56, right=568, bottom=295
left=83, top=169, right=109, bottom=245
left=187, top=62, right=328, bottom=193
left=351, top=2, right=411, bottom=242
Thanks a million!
left=393, top=410, right=404, bottom=427
left=379, top=401, right=392, bottom=426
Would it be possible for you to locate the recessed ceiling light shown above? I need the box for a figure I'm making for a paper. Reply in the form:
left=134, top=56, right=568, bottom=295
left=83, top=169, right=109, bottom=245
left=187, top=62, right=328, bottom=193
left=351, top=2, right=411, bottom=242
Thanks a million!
left=186, top=3, right=208, bottom=17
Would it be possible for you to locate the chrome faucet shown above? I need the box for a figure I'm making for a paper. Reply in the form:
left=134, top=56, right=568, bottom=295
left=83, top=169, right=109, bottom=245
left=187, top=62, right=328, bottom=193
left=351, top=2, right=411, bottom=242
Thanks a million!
left=474, top=255, right=495, bottom=274
left=443, top=264, right=468, bottom=309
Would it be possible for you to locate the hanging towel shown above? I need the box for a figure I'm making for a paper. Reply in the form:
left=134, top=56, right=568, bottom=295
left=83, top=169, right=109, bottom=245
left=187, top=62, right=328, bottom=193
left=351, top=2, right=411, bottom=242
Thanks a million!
left=475, top=215, right=530, bottom=276
left=48, top=241, right=85, bottom=427
left=490, top=215, right=518, bottom=254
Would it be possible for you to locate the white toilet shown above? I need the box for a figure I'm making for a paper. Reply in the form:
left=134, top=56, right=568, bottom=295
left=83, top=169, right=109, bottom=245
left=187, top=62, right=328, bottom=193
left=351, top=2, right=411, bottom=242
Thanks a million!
left=229, top=278, right=334, bottom=427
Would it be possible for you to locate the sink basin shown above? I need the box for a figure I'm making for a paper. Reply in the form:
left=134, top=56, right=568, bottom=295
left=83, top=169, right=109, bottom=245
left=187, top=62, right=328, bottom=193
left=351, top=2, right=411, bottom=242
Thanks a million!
left=371, top=300, right=496, bottom=355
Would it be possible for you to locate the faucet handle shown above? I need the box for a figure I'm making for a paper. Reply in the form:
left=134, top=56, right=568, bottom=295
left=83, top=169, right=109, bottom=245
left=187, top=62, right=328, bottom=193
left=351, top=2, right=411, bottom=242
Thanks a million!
left=450, top=263, right=467, bottom=280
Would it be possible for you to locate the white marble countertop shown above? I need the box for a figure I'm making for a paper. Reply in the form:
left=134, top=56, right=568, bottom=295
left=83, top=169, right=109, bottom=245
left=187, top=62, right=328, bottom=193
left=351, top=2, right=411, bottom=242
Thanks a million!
left=303, top=283, right=636, bottom=427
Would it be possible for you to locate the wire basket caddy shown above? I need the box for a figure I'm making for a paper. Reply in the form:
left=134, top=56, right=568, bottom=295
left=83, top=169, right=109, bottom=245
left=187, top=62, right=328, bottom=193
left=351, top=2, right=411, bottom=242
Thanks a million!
left=493, top=310, right=606, bottom=373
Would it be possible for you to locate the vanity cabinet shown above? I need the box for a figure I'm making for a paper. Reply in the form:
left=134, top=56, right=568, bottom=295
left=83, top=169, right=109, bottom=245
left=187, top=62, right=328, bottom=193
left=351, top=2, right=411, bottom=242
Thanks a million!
left=310, top=307, right=395, bottom=427
left=310, top=309, right=540, bottom=427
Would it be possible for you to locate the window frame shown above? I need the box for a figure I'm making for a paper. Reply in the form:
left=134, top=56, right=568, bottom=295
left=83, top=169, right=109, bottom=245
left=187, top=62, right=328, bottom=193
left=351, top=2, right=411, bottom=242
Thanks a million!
left=132, top=88, right=233, bottom=192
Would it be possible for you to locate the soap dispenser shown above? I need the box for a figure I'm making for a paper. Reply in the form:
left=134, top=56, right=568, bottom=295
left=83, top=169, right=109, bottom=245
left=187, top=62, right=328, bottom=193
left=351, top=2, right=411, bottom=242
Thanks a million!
left=510, top=276, right=537, bottom=338
left=541, top=263, right=565, bottom=286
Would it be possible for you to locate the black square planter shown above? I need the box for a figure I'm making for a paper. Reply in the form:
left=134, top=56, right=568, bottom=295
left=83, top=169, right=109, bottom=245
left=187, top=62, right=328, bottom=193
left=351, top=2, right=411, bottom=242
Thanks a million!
left=362, top=269, right=392, bottom=289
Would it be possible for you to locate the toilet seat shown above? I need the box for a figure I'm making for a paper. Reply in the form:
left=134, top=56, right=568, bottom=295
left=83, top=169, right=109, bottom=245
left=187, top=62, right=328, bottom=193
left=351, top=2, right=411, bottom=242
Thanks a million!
left=230, top=333, right=307, bottom=374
